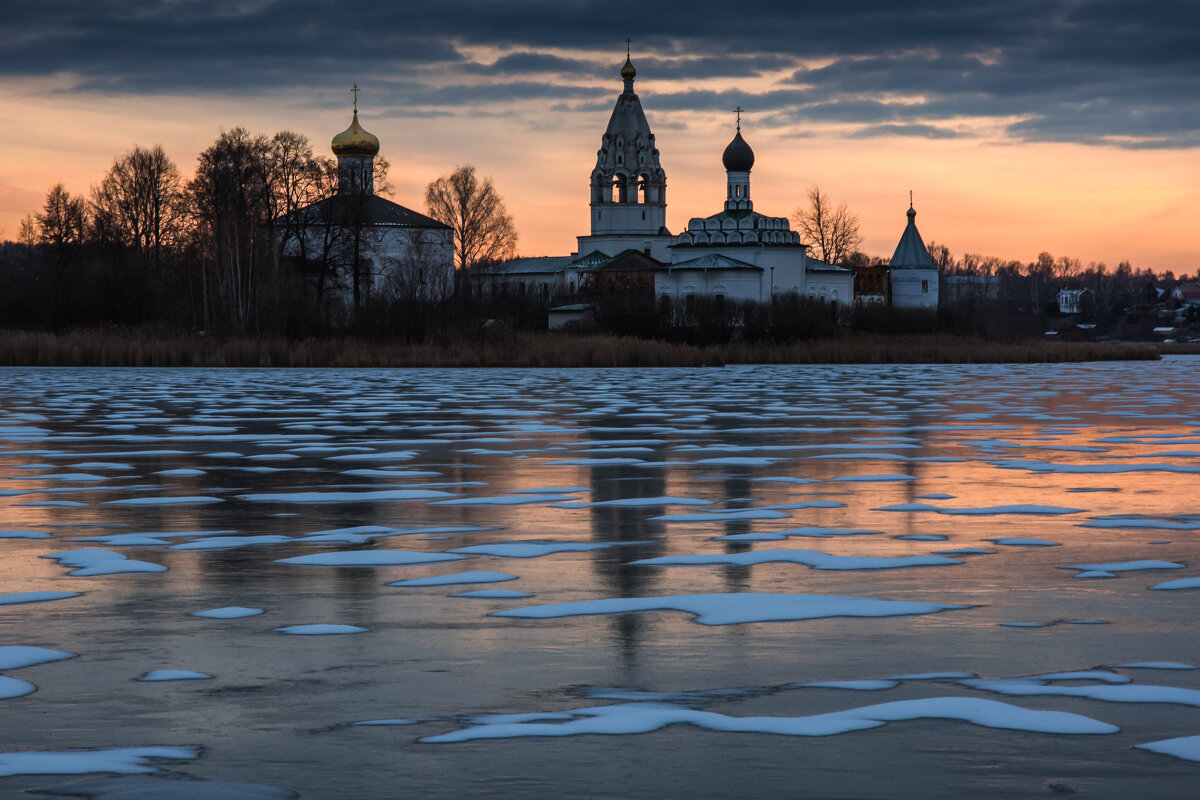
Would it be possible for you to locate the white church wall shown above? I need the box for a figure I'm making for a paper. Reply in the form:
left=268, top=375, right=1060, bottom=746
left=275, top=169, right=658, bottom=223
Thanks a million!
left=890, top=269, right=940, bottom=310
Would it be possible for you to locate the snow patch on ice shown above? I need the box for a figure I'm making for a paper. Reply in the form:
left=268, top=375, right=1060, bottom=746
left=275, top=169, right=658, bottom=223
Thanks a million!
left=493, top=592, right=968, bottom=625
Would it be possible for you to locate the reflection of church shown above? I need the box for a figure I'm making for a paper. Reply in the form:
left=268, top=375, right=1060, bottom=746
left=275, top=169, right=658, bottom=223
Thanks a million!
left=482, top=50, right=855, bottom=308
left=278, top=92, right=455, bottom=314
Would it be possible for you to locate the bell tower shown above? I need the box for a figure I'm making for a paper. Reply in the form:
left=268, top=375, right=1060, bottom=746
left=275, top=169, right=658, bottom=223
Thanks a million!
left=577, top=43, right=669, bottom=258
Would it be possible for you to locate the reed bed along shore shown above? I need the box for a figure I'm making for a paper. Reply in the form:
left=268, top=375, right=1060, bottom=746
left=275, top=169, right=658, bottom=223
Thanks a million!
left=0, top=328, right=1167, bottom=368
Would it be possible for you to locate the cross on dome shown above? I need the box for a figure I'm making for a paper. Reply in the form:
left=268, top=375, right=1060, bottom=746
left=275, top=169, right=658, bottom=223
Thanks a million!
left=352, top=83, right=359, bottom=113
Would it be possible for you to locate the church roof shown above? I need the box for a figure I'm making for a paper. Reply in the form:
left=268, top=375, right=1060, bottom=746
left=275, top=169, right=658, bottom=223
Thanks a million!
left=889, top=205, right=935, bottom=270
left=805, top=257, right=851, bottom=273
left=674, top=209, right=802, bottom=247
left=485, top=255, right=575, bottom=275
left=286, top=194, right=451, bottom=230
left=667, top=253, right=761, bottom=272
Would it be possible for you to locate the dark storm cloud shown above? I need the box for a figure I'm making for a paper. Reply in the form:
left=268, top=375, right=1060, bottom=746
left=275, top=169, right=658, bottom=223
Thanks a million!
left=6, top=0, right=1200, bottom=148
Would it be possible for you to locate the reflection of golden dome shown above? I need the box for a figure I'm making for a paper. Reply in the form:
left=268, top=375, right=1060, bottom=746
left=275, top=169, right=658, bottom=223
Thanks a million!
left=621, top=55, right=636, bottom=81
left=331, top=111, right=380, bottom=158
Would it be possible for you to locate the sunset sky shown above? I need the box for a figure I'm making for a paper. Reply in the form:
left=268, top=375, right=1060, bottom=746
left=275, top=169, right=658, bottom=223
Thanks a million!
left=3, top=1, right=1198, bottom=270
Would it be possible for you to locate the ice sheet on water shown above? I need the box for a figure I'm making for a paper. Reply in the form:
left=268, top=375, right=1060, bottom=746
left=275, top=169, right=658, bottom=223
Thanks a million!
left=276, top=550, right=463, bottom=567
left=1079, top=518, right=1200, bottom=530
left=420, top=697, right=1116, bottom=743
left=1107, top=662, right=1196, bottom=670
left=827, top=474, right=917, bottom=482
left=716, top=527, right=882, bottom=541
left=448, top=541, right=649, bottom=559
left=275, top=624, right=366, bottom=635
left=339, top=469, right=442, bottom=478
left=750, top=477, right=819, bottom=485
left=104, top=496, right=223, bottom=506
left=540, top=457, right=646, bottom=466
left=875, top=503, right=1083, bottom=516
left=895, top=535, right=947, bottom=541
left=759, top=500, right=847, bottom=510
left=985, top=538, right=1062, bottom=547
left=0, top=676, right=37, bottom=698
left=430, top=494, right=579, bottom=506
left=42, top=549, right=167, bottom=576
left=493, top=592, right=968, bottom=625
left=0, top=591, right=81, bottom=605
left=935, top=548, right=995, bottom=555
left=567, top=496, right=712, bottom=508
left=651, top=509, right=790, bottom=523
left=238, top=489, right=455, bottom=503
left=695, top=457, right=779, bottom=466
left=18, top=500, right=88, bottom=507
left=632, top=549, right=961, bottom=571
left=799, top=680, right=899, bottom=691
left=452, top=590, right=534, bottom=599
left=991, top=458, right=1200, bottom=475
left=0, top=746, right=200, bottom=776
left=388, top=571, right=517, bottom=586
left=0, top=530, right=52, bottom=539
left=1148, top=576, right=1200, bottom=590
left=1073, top=570, right=1116, bottom=579
left=1060, top=560, right=1185, bottom=574
left=0, top=646, right=76, bottom=670
left=171, top=535, right=293, bottom=551
left=353, top=719, right=419, bottom=726
left=139, top=670, right=212, bottom=681
left=1137, top=735, right=1200, bottom=763
left=962, top=678, right=1200, bottom=707
left=191, top=607, right=264, bottom=619
left=918, top=494, right=956, bottom=500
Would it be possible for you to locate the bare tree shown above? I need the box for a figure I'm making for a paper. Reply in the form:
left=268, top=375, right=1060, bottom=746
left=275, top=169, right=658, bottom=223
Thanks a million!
left=37, top=183, right=87, bottom=264
left=90, top=145, right=186, bottom=267
left=425, top=165, right=516, bottom=269
left=791, top=186, right=861, bottom=267
left=188, top=128, right=272, bottom=331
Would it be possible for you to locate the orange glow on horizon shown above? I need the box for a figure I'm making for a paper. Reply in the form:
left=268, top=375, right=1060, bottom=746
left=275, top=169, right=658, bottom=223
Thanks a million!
left=3, top=81, right=1198, bottom=272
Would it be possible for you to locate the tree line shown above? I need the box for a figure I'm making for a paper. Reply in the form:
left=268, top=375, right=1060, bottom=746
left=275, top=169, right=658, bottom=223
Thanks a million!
left=1, top=131, right=516, bottom=337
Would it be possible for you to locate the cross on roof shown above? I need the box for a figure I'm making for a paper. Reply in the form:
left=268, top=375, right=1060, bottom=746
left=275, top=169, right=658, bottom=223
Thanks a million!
left=626, top=38, right=631, bottom=57
left=734, top=106, right=744, bottom=132
left=352, top=84, right=360, bottom=114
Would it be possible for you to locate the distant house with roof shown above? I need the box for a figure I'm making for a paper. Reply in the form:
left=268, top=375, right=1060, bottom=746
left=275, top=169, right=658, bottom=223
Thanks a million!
left=1173, top=282, right=1200, bottom=305
left=1057, top=288, right=1094, bottom=314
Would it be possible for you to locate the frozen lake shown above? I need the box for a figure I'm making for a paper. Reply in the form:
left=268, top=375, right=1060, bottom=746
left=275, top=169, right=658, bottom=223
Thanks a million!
left=2, top=359, right=1200, bottom=798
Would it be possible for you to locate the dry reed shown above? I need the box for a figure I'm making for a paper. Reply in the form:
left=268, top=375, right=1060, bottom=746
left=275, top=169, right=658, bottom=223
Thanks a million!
left=0, top=328, right=1162, bottom=368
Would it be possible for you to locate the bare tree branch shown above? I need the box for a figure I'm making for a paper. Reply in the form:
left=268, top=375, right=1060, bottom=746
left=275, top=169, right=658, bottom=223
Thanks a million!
left=791, top=185, right=862, bottom=266
left=425, top=165, right=516, bottom=270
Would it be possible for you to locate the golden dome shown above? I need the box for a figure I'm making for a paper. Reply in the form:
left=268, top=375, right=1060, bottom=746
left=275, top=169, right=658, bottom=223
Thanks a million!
left=331, top=111, right=380, bottom=158
left=621, top=55, right=636, bottom=81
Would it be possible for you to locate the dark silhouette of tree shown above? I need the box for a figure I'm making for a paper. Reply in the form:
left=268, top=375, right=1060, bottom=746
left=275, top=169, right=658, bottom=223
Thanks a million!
left=188, top=128, right=272, bottom=331
left=90, top=145, right=186, bottom=267
left=425, top=165, right=516, bottom=269
left=791, top=186, right=861, bottom=266
left=37, top=183, right=86, bottom=263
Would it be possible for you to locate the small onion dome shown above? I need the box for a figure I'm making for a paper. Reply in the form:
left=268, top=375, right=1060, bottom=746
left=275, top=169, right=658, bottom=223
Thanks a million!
left=722, top=130, right=755, bottom=172
left=331, top=111, right=380, bottom=158
left=907, top=204, right=917, bottom=219
left=621, top=55, right=636, bottom=81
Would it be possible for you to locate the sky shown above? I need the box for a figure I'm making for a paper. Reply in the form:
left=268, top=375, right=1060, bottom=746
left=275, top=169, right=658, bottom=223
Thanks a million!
left=3, top=0, right=1199, bottom=270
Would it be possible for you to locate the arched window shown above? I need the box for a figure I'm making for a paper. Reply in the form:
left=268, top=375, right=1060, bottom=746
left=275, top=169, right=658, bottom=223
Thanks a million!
left=611, top=174, right=628, bottom=203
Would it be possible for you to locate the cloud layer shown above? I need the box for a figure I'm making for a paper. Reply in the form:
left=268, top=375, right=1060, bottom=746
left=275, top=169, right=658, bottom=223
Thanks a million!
left=5, top=1, right=1200, bottom=147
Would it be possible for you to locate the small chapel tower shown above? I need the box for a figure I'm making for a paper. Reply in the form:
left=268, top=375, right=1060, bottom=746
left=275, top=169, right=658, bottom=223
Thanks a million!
left=331, top=84, right=380, bottom=195
left=576, top=43, right=672, bottom=259
left=888, top=196, right=939, bottom=310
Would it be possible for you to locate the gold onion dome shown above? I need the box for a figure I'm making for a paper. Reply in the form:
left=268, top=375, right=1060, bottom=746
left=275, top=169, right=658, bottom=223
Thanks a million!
left=331, top=111, right=380, bottom=158
left=621, top=55, right=636, bottom=81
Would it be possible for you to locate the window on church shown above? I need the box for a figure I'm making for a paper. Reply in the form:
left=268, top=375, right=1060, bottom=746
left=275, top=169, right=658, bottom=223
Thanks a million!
left=922, top=280, right=929, bottom=292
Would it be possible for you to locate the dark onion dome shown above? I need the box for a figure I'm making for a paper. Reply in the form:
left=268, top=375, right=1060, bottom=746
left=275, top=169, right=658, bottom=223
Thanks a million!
left=722, top=131, right=754, bottom=172
left=331, top=111, right=380, bottom=158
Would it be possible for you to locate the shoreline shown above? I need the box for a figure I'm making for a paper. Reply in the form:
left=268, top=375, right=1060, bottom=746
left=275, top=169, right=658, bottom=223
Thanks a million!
left=0, top=329, right=1178, bottom=368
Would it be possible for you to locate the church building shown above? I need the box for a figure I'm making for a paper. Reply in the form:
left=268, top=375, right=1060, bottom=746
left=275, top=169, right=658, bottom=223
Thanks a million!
left=657, top=116, right=853, bottom=309
left=479, top=49, right=855, bottom=314
left=279, top=92, right=455, bottom=315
